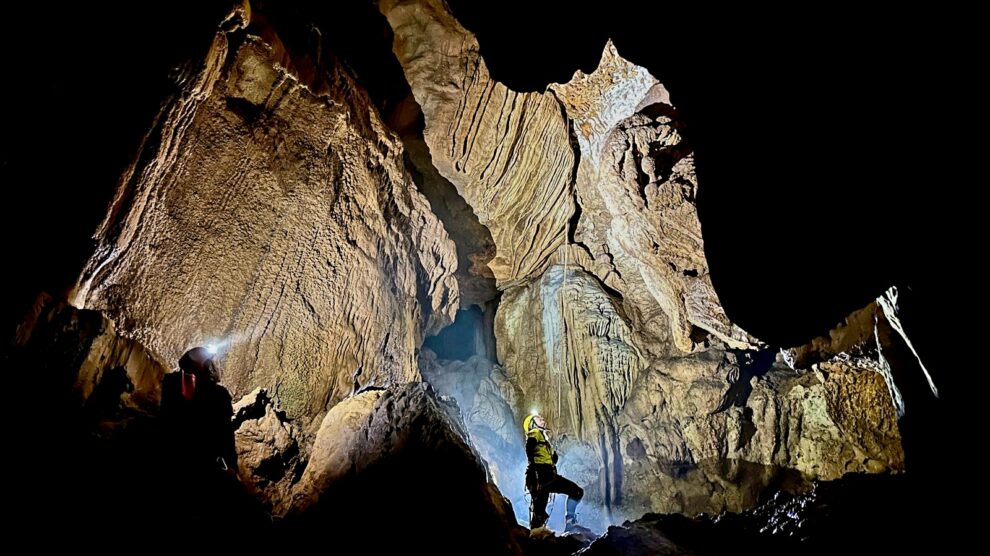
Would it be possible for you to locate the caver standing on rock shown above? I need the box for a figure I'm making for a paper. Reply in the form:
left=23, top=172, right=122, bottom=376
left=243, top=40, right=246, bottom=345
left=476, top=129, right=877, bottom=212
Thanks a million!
left=524, top=413, right=584, bottom=529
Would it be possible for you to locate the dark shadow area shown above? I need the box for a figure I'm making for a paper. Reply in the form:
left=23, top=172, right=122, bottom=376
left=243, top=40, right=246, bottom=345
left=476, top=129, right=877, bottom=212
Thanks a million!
left=1, top=0, right=232, bottom=331
left=585, top=473, right=957, bottom=555
left=249, top=0, right=415, bottom=115
left=712, top=349, right=777, bottom=414
left=398, top=107, right=501, bottom=308
left=3, top=7, right=253, bottom=542
left=282, top=385, right=522, bottom=555
left=4, top=297, right=270, bottom=549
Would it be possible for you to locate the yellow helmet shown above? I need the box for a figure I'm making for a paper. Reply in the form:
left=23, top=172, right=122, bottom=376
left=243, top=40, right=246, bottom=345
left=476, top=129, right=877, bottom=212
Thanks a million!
left=523, top=414, right=539, bottom=432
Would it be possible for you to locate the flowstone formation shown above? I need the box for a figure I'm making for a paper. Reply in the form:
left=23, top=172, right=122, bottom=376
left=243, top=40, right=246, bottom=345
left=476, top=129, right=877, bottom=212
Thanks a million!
left=382, top=0, right=910, bottom=522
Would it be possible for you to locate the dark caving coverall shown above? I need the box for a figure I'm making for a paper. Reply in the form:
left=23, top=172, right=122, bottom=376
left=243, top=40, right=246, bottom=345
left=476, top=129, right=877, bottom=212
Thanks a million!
left=160, top=347, right=240, bottom=524
left=524, top=414, right=584, bottom=528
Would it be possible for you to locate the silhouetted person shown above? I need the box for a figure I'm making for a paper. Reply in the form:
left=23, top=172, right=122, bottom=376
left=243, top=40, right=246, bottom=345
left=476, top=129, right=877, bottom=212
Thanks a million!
left=160, top=347, right=238, bottom=524
left=523, top=413, right=584, bottom=529
left=83, top=366, right=133, bottom=426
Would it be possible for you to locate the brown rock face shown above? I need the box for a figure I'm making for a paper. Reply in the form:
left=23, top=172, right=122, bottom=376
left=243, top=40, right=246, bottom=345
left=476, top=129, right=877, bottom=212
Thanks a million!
left=381, top=0, right=577, bottom=287
left=551, top=44, right=757, bottom=355
left=232, top=388, right=305, bottom=510
left=72, top=5, right=458, bottom=427
left=390, top=99, right=499, bottom=307
left=381, top=0, right=904, bottom=522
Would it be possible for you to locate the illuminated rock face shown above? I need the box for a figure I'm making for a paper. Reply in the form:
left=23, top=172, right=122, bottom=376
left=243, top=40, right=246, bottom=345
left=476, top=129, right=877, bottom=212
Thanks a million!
left=73, top=5, right=458, bottom=428
left=380, top=0, right=577, bottom=288
left=232, top=387, right=305, bottom=511
left=382, top=0, right=904, bottom=519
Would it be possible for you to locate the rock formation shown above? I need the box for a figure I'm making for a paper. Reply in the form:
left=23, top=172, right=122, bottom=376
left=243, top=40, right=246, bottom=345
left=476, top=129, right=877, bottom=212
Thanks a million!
left=579, top=473, right=940, bottom=555
left=381, top=0, right=577, bottom=287
left=381, top=0, right=906, bottom=522
left=10, top=292, right=168, bottom=421
left=549, top=42, right=757, bottom=355
left=389, top=99, right=500, bottom=308
left=286, top=383, right=525, bottom=555
left=232, top=387, right=305, bottom=510
left=72, top=3, right=459, bottom=428
left=419, top=349, right=528, bottom=514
